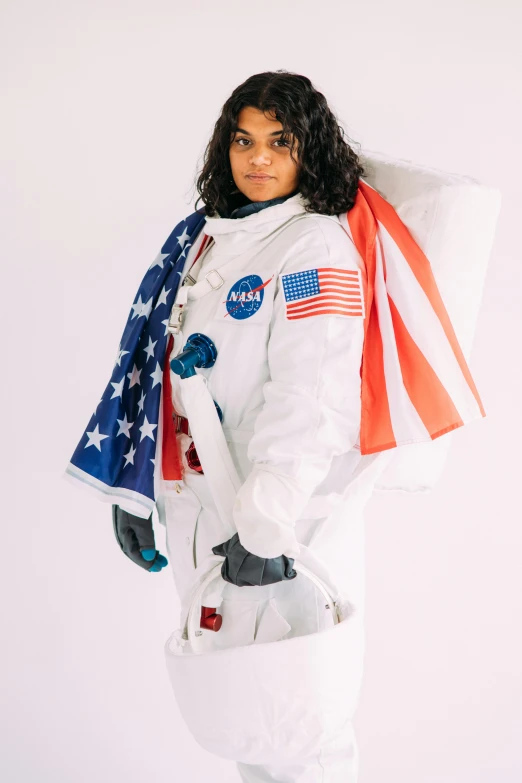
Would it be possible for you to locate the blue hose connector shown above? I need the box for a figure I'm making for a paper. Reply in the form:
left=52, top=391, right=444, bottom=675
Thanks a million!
left=170, top=333, right=217, bottom=379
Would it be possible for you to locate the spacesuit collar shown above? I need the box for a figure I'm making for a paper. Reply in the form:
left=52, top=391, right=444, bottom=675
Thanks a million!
left=204, top=191, right=309, bottom=237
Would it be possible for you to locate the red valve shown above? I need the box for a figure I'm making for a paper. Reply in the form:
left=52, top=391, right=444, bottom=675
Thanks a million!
left=186, top=442, right=204, bottom=474
left=200, top=606, right=223, bottom=632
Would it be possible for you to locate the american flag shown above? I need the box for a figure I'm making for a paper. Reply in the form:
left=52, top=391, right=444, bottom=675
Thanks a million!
left=64, top=209, right=206, bottom=517
left=64, top=179, right=488, bottom=514
left=281, top=267, right=365, bottom=320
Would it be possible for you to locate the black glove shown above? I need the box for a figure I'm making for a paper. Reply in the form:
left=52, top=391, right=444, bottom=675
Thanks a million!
left=112, top=505, right=168, bottom=572
left=211, top=532, right=297, bottom=587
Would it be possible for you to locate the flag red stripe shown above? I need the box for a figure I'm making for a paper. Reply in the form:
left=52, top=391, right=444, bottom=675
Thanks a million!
left=161, top=234, right=211, bottom=479
left=357, top=180, right=486, bottom=417
left=316, top=267, right=359, bottom=278
left=316, top=281, right=360, bottom=290
left=314, top=285, right=361, bottom=299
left=317, top=278, right=360, bottom=287
left=346, top=188, right=396, bottom=454
left=317, top=274, right=359, bottom=284
left=388, top=294, right=464, bottom=433
left=288, top=294, right=362, bottom=311
left=316, top=277, right=361, bottom=285
left=289, top=305, right=364, bottom=316
left=287, top=307, right=363, bottom=320
left=161, top=335, right=183, bottom=480
left=361, top=297, right=397, bottom=453
left=285, top=289, right=362, bottom=304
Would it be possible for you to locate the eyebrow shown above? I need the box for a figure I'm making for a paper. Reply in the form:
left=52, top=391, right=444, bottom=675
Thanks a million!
left=233, top=127, right=288, bottom=136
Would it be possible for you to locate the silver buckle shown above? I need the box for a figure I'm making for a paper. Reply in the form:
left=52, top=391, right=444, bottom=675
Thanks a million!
left=205, top=269, right=224, bottom=290
left=173, top=413, right=191, bottom=437
left=167, top=304, right=184, bottom=335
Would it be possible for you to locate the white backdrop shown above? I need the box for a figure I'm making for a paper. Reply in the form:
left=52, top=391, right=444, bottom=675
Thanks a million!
left=2, top=1, right=521, bottom=781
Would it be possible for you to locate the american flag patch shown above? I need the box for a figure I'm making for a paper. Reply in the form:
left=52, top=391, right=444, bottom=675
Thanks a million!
left=281, top=267, right=365, bottom=321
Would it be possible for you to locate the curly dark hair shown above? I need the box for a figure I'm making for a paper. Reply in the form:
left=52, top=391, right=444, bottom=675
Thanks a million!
left=194, top=70, right=365, bottom=218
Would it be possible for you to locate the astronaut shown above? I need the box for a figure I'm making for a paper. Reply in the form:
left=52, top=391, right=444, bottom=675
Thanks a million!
left=113, top=99, right=396, bottom=783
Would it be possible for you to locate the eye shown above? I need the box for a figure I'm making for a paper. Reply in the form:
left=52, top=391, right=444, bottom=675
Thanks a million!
left=233, top=137, right=292, bottom=147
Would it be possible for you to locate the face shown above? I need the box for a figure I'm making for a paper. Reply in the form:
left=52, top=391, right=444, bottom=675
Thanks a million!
left=229, top=106, right=300, bottom=202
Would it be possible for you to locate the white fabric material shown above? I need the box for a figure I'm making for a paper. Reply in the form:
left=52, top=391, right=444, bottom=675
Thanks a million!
left=160, top=448, right=393, bottom=778
left=160, top=193, right=372, bottom=559
left=156, top=165, right=500, bottom=778
left=359, top=150, right=500, bottom=492
left=158, top=194, right=395, bottom=778
left=178, top=373, right=240, bottom=540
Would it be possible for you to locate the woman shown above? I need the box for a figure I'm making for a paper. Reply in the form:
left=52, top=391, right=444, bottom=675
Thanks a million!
left=68, top=70, right=484, bottom=783
left=145, top=70, right=387, bottom=782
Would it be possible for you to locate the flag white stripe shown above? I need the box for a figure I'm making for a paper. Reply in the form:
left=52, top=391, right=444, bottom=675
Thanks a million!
left=288, top=294, right=362, bottom=307
left=373, top=233, right=432, bottom=442
left=63, top=464, right=155, bottom=517
left=287, top=310, right=363, bottom=320
left=380, top=224, right=482, bottom=421
left=314, top=266, right=359, bottom=280
left=288, top=304, right=364, bottom=316
left=317, top=272, right=359, bottom=280
left=317, top=285, right=360, bottom=293
left=287, top=301, right=362, bottom=312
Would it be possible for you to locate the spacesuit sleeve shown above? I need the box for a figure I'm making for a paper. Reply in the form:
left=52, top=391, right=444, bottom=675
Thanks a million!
left=231, top=221, right=366, bottom=559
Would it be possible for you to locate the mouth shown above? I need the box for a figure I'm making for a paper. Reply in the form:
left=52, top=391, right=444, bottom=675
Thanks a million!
left=246, top=174, right=273, bottom=182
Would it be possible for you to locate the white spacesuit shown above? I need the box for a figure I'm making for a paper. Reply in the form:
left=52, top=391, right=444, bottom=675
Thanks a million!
left=155, top=191, right=395, bottom=782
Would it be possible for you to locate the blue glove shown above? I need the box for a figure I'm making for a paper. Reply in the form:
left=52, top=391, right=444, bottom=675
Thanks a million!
left=112, top=505, right=168, bottom=573
left=212, top=532, right=297, bottom=587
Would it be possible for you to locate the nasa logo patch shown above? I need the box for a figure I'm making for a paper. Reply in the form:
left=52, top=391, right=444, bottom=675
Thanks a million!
left=224, top=274, right=272, bottom=320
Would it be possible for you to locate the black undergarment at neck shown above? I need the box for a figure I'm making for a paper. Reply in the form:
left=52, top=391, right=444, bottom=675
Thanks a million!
left=227, top=188, right=300, bottom=219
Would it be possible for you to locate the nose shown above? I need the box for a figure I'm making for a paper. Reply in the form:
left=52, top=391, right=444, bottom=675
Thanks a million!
left=249, top=148, right=272, bottom=166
